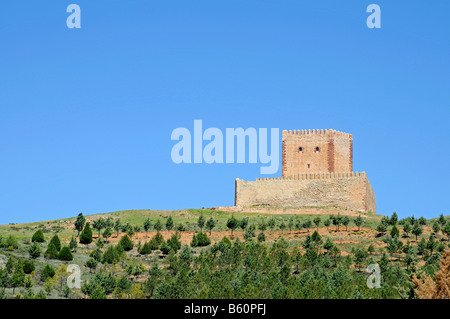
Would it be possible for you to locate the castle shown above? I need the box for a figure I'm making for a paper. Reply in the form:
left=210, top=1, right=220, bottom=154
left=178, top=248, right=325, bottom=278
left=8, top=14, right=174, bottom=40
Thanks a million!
left=235, top=129, right=376, bottom=212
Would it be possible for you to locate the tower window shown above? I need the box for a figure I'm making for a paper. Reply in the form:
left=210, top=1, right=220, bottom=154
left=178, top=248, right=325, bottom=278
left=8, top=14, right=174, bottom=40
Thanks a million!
left=307, top=164, right=310, bottom=169
left=315, top=147, right=320, bottom=152
left=299, top=147, right=303, bottom=151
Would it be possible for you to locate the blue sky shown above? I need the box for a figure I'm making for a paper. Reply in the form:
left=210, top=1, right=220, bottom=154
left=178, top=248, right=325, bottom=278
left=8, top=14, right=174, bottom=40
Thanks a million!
left=0, top=1, right=449, bottom=224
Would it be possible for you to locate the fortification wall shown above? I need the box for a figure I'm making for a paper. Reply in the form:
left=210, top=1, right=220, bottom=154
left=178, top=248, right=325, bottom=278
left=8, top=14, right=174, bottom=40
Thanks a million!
left=281, top=129, right=353, bottom=177
left=235, top=172, right=376, bottom=213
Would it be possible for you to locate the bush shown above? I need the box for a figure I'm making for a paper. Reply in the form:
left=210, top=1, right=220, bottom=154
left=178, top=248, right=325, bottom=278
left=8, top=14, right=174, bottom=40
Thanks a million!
left=167, top=233, right=182, bottom=253
left=102, top=245, right=121, bottom=264
left=44, top=242, right=59, bottom=259
left=139, top=242, right=152, bottom=255
left=6, top=235, right=19, bottom=249
left=190, top=232, right=211, bottom=247
left=32, top=229, right=45, bottom=243
left=80, top=222, right=93, bottom=244
left=118, top=235, right=134, bottom=251
left=90, top=249, right=103, bottom=262
left=22, top=260, right=35, bottom=274
left=49, top=234, right=61, bottom=251
left=28, top=242, right=41, bottom=259
left=41, top=264, right=55, bottom=282
left=58, top=246, right=74, bottom=261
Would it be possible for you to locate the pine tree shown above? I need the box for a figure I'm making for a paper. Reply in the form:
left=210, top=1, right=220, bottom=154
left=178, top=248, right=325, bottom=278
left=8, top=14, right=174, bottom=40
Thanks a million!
left=166, top=216, right=174, bottom=236
left=226, top=216, right=238, bottom=235
left=32, top=229, right=45, bottom=243
left=85, top=258, right=98, bottom=273
left=69, top=236, right=78, bottom=252
left=28, top=242, right=41, bottom=259
left=197, top=214, right=205, bottom=232
left=44, top=242, right=59, bottom=259
left=119, top=235, right=134, bottom=251
left=143, top=218, right=151, bottom=237
left=58, top=247, right=73, bottom=261
left=413, top=249, right=450, bottom=298
left=79, top=222, right=93, bottom=244
left=49, top=234, right=61, bottom=252
left=206, top=216, right=216, bottom=235
left=74, top=213, right=86, bottom=237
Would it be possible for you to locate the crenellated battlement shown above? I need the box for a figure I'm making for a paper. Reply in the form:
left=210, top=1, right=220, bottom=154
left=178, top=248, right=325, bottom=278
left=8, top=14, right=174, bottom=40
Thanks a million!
left=247, top=171, right=366, bottom=182
left=282, top=129, right=352, bottom=138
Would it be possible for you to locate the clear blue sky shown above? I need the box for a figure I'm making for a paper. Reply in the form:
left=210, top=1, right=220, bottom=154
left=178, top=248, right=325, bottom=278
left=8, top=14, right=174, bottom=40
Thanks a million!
left=0, top=1, right=449, bottom=224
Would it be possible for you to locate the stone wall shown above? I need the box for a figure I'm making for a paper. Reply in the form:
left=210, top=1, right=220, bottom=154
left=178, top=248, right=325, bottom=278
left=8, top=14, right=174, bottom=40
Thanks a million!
left=235, top=172, right=376, bottom=213
left=282, top=129, right=353, bottom=177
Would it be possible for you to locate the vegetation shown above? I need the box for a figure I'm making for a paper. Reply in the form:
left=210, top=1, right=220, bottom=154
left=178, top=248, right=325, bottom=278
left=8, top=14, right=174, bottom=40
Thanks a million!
left=0, top=209, right=449, bottom=299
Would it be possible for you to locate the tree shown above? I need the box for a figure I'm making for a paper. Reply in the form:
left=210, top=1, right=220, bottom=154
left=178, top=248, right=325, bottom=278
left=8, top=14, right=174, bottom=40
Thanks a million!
left=303, top=220, right=312, bottom=233
left=44, top=242, right=59, bottom=259
left=368, top=243, right=375, bottom=255
left=323, top=237, right=334, bottom=254
left=79, top=222, right=93, bottom=244
left=49, top=234, right=61, bottom=252
left=29, top=242, right=41, bottom=259
left=313, top=216, right=321, bottom=232
left=239, top=218, right=249, bottom=231
left=119, top=235, right=134, bottom=251
left=268, top=218, right=276, bottom=231
left=206, top=217, right=216, bottom=236
left=418, top=216, right=427, bottom=226
left=353, top=248, right=368, bottom=272
left=179, top=245, right=193, bottom=265
left=190, top=232, right=211, bottom=247
left=103, top=227, right=112, bottom=243
left=154, top=219, right=163, bottom=232
left=288, top=218, right=294, bottom=234
left=377, top=223, right=387, bottom=235
left=443, top=222, right=450, bottom=241
left=412, top=222, right=423, bottom=241
left=257, top=232, right=266, bottom=242
left=92, top=218, right=105, bottom=238
left=32, top=229, right=45, bottom=243
left=11, top=265, right=25, bottom=294
left=390, top=225, right=400, bottom=238
left=332, top=214, right=342, bottom=232
left=413, top=249, right=450, bottom=298
left=432, top=222, right=440, bottom=235
left=41, top=264, right=55, bottom=282
left=143, top=218, right=151, bottom=237
left=197, top=214, right=205, bottom=232
left=85, top=258, right=98, bottom=273
left=354, top=215, right=363, bottom=231
left=74, top=213, right=86, bottom=237
left=342, top=216, right=350, bottom=231
left=58, top=247, right=74, bottom=261
left=438, top=213, right=447, bottom=228
left=226, top=216, right=239, bottom=235
left=166, top=216, right=174, bottom=236
left=324, top=218, right=331, bottom=230
left=114, top=219, right=122, bottom=237
left=390, top=212, right=398, bottom=226
left=403, top=221, right=411, bottom=238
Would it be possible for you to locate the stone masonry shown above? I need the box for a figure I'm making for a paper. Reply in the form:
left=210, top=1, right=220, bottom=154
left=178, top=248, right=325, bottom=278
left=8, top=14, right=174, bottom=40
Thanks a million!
left=235, top=129, right=376, bottom=212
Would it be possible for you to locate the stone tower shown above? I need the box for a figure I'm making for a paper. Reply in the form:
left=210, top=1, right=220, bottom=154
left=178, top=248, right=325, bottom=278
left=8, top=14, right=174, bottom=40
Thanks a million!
left=234, top=128, right=376, bottom=213
left=282, top=129, right=353, bottom=177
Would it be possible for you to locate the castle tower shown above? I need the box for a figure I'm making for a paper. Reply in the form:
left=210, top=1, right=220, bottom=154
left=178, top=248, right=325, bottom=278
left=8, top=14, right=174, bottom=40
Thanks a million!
left=281, top=129, right=353, bottom=177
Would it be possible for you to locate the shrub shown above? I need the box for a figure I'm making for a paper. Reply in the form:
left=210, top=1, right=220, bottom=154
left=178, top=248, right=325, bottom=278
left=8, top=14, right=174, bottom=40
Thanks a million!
left=58, top=246, right=73, bottom=261
left=80, top=222, right=93, bottom=244
left=28, top=242, right=41, bottom=259
left=41, top=264, right=55, bottom=282
left=32, top=229, right=45, bottom=243
left=118, top=235, right=133, bottom=251
left=190, top=232, right=211, bottom=247
left=44, top=242, right=59, bottom=259
left=167, top=233, right=182, bottom=253
left=22, top=260, right=35, bottom=274
left=49, top=234, right=61, bottom=251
